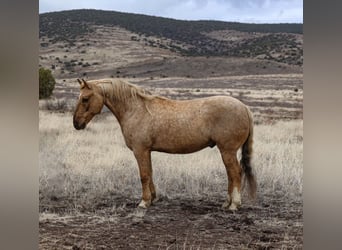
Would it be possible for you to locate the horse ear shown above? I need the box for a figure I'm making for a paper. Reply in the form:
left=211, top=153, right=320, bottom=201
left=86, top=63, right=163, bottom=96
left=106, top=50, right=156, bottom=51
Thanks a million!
left=77, top=78, right=82, bottom=85
left=81, top=79, right=91, bottom=89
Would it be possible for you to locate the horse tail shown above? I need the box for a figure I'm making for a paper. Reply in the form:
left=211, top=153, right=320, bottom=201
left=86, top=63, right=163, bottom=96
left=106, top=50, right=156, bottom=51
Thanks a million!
left=240, top=107, right=257, bottom=199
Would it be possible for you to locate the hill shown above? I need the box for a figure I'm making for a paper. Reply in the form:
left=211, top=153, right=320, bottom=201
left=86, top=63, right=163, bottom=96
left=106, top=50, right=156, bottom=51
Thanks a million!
left=39, top=9, right=303, bottom=79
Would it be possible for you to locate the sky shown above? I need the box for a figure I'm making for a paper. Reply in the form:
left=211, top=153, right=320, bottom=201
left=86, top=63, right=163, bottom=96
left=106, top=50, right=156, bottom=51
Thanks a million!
left=39, top=0, right=303, bottom=23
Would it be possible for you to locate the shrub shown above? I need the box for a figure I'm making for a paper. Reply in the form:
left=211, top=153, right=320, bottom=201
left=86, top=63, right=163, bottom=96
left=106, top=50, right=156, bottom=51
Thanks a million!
left=43, top=98, right=68, bottom=111
left=39, top=67, right=56, bottom=99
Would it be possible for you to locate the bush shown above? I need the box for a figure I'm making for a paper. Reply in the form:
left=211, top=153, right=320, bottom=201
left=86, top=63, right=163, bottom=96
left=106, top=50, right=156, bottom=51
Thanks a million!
left=43, top=98, right=68, bottom=111
left=39, top=67, right=56, bottom=99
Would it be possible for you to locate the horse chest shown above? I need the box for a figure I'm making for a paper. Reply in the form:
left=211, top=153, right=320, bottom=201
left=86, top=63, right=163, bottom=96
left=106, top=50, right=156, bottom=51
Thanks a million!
left=120, top=124, right=152, bottom=150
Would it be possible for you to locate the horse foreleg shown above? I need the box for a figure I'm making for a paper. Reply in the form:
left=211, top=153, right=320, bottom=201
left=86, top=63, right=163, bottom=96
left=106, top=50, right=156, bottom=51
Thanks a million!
left=134, top=149, right=154, bottom=208
left=220, top=150, right=242, bottom=211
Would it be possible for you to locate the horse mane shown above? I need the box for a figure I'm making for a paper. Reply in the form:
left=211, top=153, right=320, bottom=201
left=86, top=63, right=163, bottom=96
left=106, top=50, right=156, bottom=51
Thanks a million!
left=88, top=78, right=156, bottom=102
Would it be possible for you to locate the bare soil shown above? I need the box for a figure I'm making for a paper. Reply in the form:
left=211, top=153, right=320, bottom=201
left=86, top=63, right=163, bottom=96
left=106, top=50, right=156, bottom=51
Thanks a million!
left=39, top=193, right=302, bottom=249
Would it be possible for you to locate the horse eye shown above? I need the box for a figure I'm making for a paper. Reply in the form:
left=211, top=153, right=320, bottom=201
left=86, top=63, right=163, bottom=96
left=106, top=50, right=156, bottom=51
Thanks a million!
left=82, top=97, right=89, bottom=103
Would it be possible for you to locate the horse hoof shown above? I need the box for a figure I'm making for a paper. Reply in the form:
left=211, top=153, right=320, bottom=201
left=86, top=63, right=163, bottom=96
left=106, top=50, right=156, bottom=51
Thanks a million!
left=138, top=200, right=151, bottom=208
left=228, top=203, right=240, bottom=211
left=228, top=206, right=238, bottom=211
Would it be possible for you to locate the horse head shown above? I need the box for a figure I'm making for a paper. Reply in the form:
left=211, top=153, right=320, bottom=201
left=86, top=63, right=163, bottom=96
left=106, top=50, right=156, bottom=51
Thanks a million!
left=73, top=79, right=104, bottom=130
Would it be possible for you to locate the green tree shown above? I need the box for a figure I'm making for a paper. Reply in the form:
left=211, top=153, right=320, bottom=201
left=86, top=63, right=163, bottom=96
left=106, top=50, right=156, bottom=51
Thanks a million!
left=39, top=67, right=56, bottom=99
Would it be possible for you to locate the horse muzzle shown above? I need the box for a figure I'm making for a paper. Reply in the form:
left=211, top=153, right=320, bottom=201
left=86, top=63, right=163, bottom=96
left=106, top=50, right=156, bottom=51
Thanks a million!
left=73, top=117, right=86, bottom=130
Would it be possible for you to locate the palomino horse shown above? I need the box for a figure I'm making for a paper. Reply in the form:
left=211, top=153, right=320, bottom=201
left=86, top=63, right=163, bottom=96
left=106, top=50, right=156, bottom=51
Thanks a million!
left=73, top=78, right=256, bottom=211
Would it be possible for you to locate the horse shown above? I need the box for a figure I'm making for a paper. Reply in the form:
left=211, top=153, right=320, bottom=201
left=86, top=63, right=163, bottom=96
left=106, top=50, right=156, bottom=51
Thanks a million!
left=73, top=78, right=256, bottom=211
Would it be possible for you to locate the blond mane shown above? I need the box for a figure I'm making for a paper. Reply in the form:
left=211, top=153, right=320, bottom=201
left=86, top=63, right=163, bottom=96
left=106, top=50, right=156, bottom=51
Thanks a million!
left=89, top=78, right=154, bottom=102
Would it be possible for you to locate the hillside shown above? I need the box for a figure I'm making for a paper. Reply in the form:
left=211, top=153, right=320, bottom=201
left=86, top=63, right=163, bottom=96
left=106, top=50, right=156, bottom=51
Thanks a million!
left=39, top=9, right=303, bottom=79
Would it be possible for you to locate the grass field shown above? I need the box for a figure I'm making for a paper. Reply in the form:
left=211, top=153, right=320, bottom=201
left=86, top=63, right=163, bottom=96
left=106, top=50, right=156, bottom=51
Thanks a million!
left=39, top=109, right=303, bottom=249
left=39, top=110, right=302, bottom=210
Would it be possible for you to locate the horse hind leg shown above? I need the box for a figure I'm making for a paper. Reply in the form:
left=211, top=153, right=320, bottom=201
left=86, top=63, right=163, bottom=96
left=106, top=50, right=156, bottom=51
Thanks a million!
left=220, top=150, right=242, bottom=211
left=150, top=177, right=156, bottom=202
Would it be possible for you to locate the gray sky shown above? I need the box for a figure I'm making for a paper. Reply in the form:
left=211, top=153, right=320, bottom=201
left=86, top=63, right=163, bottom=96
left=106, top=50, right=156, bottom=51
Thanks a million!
left=39, top=0, right=303, bottom=23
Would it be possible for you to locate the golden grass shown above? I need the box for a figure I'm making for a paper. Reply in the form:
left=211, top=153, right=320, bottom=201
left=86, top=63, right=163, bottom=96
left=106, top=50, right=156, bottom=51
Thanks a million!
left=39, top=110, right=302, bottom=210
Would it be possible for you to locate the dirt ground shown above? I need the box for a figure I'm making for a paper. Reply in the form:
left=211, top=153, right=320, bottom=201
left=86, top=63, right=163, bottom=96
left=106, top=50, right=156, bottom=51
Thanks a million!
left=39, top=192, right=302, bottom=249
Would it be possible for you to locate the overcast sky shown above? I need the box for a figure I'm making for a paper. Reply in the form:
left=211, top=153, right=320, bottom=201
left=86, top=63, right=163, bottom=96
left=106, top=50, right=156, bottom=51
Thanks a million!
left=39, top=0, right=303, bottom=23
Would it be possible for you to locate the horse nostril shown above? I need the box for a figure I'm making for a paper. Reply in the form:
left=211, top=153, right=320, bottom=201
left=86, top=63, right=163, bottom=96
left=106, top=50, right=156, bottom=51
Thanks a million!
left=74, top=123, right=81, bottom=130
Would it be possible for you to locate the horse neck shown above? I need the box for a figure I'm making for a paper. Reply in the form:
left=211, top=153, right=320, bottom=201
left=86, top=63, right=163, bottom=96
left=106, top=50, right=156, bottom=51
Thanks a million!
left=103, top=93, right=145, bottom=123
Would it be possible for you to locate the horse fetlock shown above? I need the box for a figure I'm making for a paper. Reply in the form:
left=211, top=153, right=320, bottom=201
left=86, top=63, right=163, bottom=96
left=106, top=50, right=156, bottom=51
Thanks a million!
left=151, top=192, right=157, bottom=201
left=231, top=187, right=241, bottom=204
left=226, top=187, right=241, bottom=211
left=138, top=199, right=151, bottom=208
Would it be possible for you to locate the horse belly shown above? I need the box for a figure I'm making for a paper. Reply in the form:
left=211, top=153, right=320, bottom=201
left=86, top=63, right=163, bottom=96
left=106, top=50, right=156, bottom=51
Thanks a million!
left=152, top=143, right=210, bottom=154
left=152, top=131, right=212, bottom=154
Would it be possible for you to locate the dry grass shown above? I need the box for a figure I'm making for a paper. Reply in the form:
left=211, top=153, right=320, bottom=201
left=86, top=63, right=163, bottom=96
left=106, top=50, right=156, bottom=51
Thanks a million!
left=253, top=120, right=303, bottom=196
left=39, top=110, right=302, bottom=212
left=45, top=74, right=302, bottom=125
